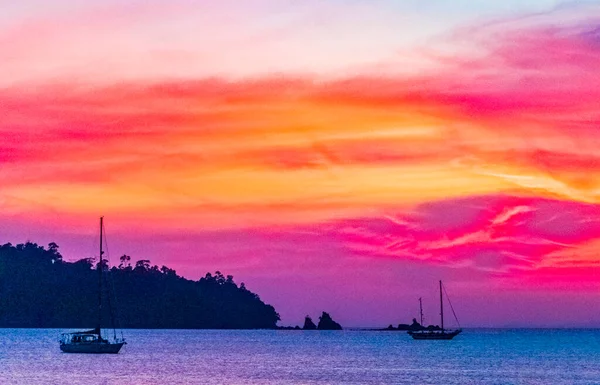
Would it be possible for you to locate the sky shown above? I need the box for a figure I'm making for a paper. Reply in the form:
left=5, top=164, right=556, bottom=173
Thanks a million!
left=1, top=0, right=600, bottom=327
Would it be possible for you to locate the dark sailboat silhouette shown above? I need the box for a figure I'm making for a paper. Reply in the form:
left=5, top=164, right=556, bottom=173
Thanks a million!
left=408, top=280, right=462, bottom=340
left=59, top=217, right=126, bottom=353
left=418, top=297, right=424, bottom=326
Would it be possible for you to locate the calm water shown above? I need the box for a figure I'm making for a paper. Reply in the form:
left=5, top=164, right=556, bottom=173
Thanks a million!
left=0, top=329, right=599, bottom=384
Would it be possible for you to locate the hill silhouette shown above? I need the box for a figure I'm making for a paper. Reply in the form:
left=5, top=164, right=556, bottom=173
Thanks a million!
left=0, top=242, right=280, bottom=329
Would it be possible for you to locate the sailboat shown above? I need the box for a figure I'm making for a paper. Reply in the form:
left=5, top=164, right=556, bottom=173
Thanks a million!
left=59, top=217, right=127, bottom=353
left=408, top=280, right=462, bottom=340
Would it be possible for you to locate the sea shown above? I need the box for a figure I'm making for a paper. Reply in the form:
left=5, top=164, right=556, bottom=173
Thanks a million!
left=0, top=328, right=599, bottom=384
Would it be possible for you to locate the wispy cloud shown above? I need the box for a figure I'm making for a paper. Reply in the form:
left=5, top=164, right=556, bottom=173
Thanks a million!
left=325, top=194, right=600, bottom=282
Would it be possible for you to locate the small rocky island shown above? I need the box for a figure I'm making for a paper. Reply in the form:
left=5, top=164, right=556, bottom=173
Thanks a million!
left=278, top=312, right=343, bottom=330
left=316, top=312, right=342, bottom=330
left=303, top=315, right=317, bottom=330
left=382, top=318, right=442, bottom=332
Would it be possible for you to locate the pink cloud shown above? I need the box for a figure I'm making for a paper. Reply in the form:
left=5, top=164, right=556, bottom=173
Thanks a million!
left=325, top=195, right=600, bottom=279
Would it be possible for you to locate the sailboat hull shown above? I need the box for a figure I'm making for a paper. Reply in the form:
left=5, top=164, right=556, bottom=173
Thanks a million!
left=408, top=330, right=461, bottom=340
left=60, top=342, right=125, bottom=354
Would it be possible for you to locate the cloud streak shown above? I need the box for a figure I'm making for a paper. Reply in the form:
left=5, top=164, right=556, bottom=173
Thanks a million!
left=326, top=195, right=600, bottom=279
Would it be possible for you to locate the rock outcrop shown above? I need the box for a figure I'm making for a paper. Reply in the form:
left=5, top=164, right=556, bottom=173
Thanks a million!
left=317, top=312, right=342, bottom=330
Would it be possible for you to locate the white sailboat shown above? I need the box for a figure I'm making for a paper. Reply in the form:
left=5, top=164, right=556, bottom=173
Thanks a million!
left=59, top=217, right=126, bottom=353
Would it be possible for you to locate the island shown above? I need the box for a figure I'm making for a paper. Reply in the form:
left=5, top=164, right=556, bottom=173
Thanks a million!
left=294, top=312, right=343, bottom=330
left=0, top=242, right=280, bottom=329
left=303, top=315, right=317, bottom=330
left=317, top=312, right=342, bottom=330
left=380, top=318, right=442, bottom=332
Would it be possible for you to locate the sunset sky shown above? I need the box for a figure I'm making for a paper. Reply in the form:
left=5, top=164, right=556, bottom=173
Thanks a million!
left=2, top=0, right=600, bottom=327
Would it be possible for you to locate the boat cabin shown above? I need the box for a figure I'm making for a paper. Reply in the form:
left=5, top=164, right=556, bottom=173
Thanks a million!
left=60, top=331, right=107, bottom=345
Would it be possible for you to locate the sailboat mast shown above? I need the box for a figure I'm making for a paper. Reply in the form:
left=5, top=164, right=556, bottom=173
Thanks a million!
left=419, top=297, right=424, bottom=325
left=439, top=280, right=444, bottom=332
left=98, top=216, right=103, bottom=339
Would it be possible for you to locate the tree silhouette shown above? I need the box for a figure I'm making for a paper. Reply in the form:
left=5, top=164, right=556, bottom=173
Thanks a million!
left=119, top=254, right=131, bottom=270
left=134, top=259, right=151, bottom=272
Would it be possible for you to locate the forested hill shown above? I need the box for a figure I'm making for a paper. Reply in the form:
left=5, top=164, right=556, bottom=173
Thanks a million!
left=0, top=242, right=280, bottom=329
